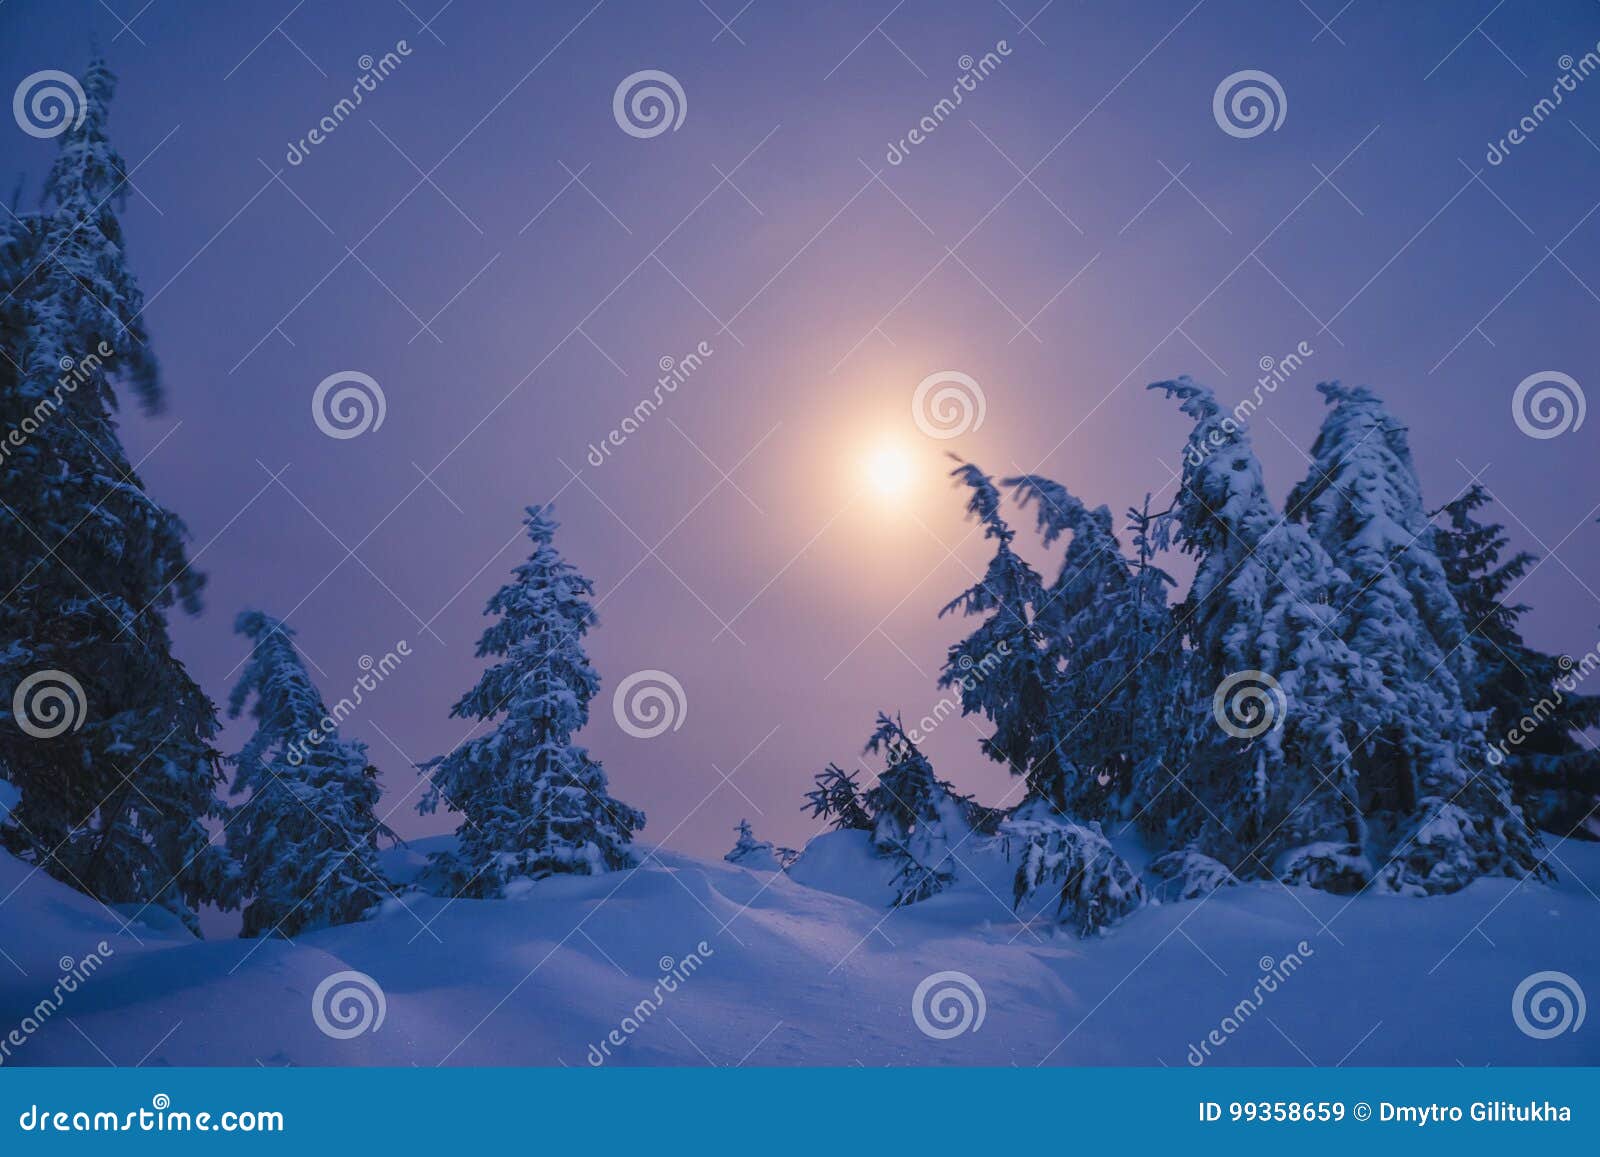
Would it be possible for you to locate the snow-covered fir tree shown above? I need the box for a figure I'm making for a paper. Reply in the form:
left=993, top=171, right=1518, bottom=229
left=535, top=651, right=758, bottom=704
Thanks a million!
left=1151, top=376, right=1385, bottom=892
left=225, top=611, right=395, bottom=937
left=1434, top=485, right=1599, bottom=838
left=420, top=505, right=643, bottom=896
left=1288, top=383, right=1542, bottom=891
left=0, top=60, right=224, bottom=930
left=724, top=819, right=784, bottom=870
left=937, top=462, right=1060, bottom=802
left=999, top=798, right=1147, bottom=935
left=1007, top=477, right=1183, bottom=820
left=863, top=713, right=965, bottom=904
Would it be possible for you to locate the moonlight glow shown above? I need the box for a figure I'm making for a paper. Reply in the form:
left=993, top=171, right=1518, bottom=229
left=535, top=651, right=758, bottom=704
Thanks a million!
left=865, top=441, right=915, bottom=498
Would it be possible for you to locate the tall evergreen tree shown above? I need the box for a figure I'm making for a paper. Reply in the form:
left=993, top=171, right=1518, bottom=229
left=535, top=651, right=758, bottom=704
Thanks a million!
left=936, top=462, right=1060, bottom=803
left=1151, top=377, right=1383, bottom=891
left=1434, top=485, right=1599, bottom=837
left=225, top=611, right=394, bottom=937
left=1289, top=384, right=1543, bottom=891
left=1007, top=477, right=1182, bottom=820
left=420, top=505, right=643, bottom=896
left=0, top=59, right=224, bottom=930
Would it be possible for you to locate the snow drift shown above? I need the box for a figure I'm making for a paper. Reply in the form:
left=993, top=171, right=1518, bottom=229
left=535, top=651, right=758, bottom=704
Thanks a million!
left=1, top=829, right=1596, bottom=1067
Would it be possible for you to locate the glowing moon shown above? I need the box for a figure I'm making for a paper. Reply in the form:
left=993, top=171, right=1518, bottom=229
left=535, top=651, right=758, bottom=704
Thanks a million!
left=865, top=441, right=914, bottom=498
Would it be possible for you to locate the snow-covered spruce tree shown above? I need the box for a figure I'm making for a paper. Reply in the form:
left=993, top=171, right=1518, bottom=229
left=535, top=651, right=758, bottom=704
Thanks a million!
left=1151, top=376, right=1384, bottom=892
left=225, top=612, right=395, bottom=937
left=999, top=798, right=1146, bottom=935
left=863, top=713, right=964, bottom=905
left=724, top=819, right=782, bottom=869
left=1007, top=476, right=1183, bottom=820
left=419, top=505, right=643, bottom=896
left=1288, top=383, right=1542, bottom=892
left=933, top=465, right=1147, bottom=930
left=937, top=462, right=1060, bottom=802
left=1434, top=485, right=1598, bottom=838
left=0, top=60, right=225, bottom=930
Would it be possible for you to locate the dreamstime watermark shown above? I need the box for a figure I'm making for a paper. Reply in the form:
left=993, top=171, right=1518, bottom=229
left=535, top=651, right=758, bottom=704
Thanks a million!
left=1511, top=371, right=1583, bottom=440
left=1182, top=342, right=1314, bottom=468
left=912, top=370, right=985, bottom=439
left=911, top=970, right=985, bottom=1039
left=0, top=342, right=114, bottom=472
left=613, top=70, right=686, bottom=138
left=586, top=340, right=713, bottom=467
left=10, top=670, right=87, bottom=739
left=1511, top=970, right=1585, bottom=1039
left=1186, top=943, right=1315, bottom=1064
left=612, top=669, right=687, bottom=739
left=0, top=943, right=114, bottom=1065
left=16, top=1095, right=284, bottom=1134
left=311, top=970, right=386, bottom=1039
left=897, top=643, right=1010, bottom=757
left=885, top=42, right=1012, bottom=165
left=1486, top=46, right=1600, bottom=165
left=1212, top=670, right=1286, bottom=740
left=1213, top=70, right=1286, bottom=139
left=285, top=41, right=414, bottom=165
left=12, top=70, right=85, bottom=139
left=1487, top=640, right=1599, bottom=766
left=286, top=643, right=410, bottom=766
left=585, top=941, right=714, bottom=1064
left=312, top=370, right=386, bottom=440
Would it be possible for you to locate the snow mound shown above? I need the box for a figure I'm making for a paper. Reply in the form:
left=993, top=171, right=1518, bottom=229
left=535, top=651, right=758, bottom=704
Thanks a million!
left=2, top=837, right=1598, bottom=1066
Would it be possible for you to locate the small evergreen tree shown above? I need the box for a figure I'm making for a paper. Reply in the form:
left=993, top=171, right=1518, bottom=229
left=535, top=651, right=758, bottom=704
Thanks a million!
left=1289, top=384, right=1543, bottom=891
left=724, top=818, right=783, bottom=869
left=420, top=505, right=643, bottom=895
left=226, top=611, right=394, bottom=937
left=0, top=59, right=224, bottom=930
left=863, top=712, right=963, bottom=904
left=1434, top=485, right=1600, bottom=837
left=1000, top=799, right=1147, bottom=935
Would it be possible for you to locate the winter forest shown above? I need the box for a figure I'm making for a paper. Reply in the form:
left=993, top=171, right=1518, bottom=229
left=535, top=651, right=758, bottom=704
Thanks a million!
left=3, top=2, right=1599, bottom=1072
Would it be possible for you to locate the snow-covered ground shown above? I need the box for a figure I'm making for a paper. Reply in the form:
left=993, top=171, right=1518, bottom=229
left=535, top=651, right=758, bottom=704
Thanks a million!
left=1, top=829, right=1596, bottom=1067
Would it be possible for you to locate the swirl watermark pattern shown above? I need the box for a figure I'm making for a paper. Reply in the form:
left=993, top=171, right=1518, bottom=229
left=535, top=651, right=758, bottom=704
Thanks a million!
left=912, top=370, right=985, bottom=439
left=612, top=669, right=687, bottom=739
left=311, top=970, right=386, bottom=1039
left=1511, top=970, right=1586, bottom=1039
left=11, top=670, right=87, bottom=739
left=1212, top=70, right=1287, bottom=139
left=13, top=70, right=86, bottom=139
left=1511, top=371, right=1584, bottom=440
left=1212, top=670, right=1286, bottom=739
left=612, top=70, right=686, bottom=138
left=911, top=970, right=986, bottom=1039
left=312, top=371, right=387, bottom=440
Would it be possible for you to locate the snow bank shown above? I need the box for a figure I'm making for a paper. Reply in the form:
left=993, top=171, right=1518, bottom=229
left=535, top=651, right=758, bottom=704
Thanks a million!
left=2, top=836, right=1597, bottom=1066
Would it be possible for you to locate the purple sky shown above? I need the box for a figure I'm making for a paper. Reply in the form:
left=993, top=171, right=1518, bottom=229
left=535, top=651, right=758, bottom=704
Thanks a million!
left=5, top=0, right=1600, bottom=866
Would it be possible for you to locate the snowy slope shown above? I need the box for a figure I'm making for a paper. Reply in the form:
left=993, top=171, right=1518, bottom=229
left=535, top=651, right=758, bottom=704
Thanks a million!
left=1, top=830, right=1596, bottom=1067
